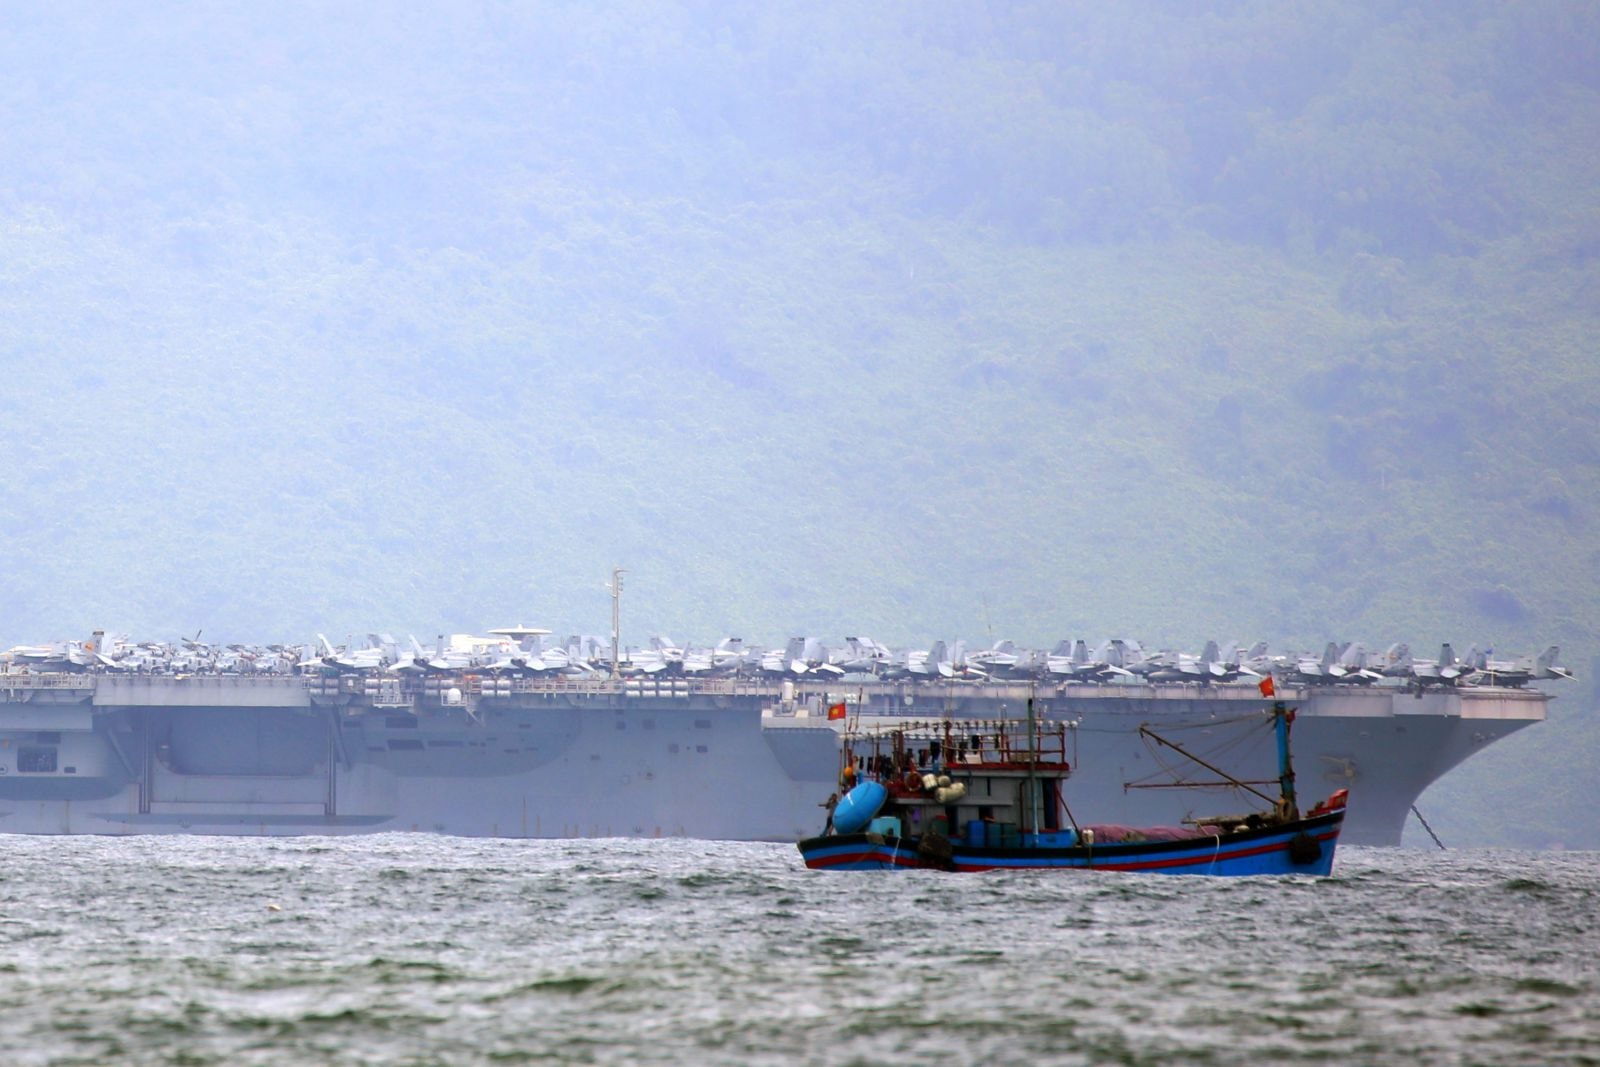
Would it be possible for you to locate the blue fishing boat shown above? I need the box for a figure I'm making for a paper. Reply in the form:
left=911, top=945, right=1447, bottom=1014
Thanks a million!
left=798, top=701, right=1347, bottom=876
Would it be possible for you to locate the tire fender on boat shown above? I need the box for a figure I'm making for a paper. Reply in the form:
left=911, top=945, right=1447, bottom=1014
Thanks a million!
left=1288, top=831, right=1322, bottom=866
left=916, top=830, right=955, bottom=870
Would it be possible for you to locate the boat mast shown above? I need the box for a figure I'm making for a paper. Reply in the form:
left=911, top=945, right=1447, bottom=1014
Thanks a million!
left=1025, top=692, right=1038, bottom=834
left=1273, top=700, right=1299, bottom=820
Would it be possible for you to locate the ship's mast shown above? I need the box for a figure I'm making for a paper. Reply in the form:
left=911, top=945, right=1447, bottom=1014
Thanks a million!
left=609, top=566, right=625, bottom=680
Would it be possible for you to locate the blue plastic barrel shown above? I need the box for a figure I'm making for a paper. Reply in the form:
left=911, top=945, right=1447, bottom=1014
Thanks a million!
left=833, top=781, right=888, bottom=834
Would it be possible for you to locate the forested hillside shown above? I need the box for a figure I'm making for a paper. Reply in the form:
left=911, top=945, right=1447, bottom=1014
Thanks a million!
left=1, top=1, right=1596, bottom=845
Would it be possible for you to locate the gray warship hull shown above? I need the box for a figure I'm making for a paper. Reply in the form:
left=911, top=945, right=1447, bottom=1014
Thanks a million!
left=0, top=673, right=1545, bottom=845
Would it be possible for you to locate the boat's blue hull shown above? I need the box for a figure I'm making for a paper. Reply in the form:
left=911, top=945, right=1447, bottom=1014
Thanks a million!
left=798, top=808, right=1345, bottom=877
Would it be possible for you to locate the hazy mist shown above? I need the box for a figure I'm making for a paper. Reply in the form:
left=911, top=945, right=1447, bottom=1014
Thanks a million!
left=2, top=1, right=1597, bottom=844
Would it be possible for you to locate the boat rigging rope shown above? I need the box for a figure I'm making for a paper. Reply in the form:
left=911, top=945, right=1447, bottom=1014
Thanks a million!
left=1125, top=715, right=1273, bottom=790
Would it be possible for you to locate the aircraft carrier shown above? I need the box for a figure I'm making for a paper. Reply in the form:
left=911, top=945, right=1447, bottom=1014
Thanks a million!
left=0, top=667, right=1548, bottom=845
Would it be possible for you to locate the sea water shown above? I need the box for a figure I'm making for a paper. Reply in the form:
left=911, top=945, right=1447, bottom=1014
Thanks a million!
left=0, top=836, right=1594, bottom=1065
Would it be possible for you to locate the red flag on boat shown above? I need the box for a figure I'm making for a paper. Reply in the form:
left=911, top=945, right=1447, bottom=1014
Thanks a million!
left=1258, top=676, right=1276, bottom=698
left=826, top=702, right=847, bottom=721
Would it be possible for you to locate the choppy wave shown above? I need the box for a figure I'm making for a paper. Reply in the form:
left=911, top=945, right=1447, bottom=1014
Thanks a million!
left=0, top=836, right=1594, bottom=1065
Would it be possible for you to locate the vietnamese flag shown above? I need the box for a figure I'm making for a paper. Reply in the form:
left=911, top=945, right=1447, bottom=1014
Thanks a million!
left=826, top=702, right=847, bottom=720
left=1258, top=676, right=1276, bottom=698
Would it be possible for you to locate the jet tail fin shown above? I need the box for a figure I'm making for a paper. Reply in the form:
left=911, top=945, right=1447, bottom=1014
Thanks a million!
left=1538, top=646, right=1574, bottom=679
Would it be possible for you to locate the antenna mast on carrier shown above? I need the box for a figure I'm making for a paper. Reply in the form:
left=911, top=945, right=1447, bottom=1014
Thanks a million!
left=609, top=566, right=625, bottom=680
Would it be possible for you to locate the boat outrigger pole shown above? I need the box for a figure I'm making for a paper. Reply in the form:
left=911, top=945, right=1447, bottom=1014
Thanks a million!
left=1135, top=703, right=1301, bottom=819
left=1135, top=726, right=1278, bottom=806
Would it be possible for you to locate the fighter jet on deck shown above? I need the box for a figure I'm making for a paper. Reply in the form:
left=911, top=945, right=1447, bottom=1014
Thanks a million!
left=1467, top=645, right=1573, bottom=687
left=1407, top=643, right=1473, bottom=687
